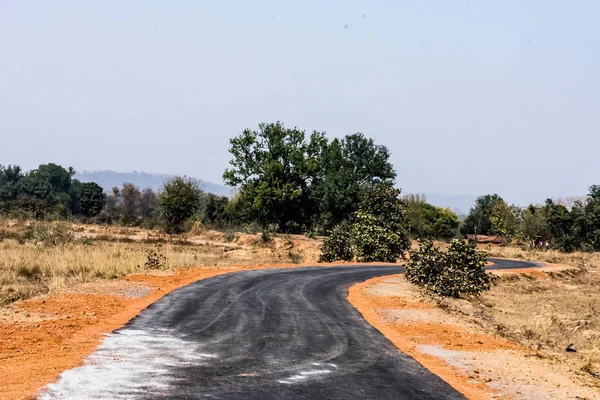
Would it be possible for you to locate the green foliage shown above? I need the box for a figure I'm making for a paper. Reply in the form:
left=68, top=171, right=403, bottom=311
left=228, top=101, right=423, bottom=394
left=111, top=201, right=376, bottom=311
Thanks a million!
left=320, top=184, right=410, bottom=263
left=222, top=123, right=396, bottom=234
left=0, top=163, right=107, bottom=220
left=403, top=194, right=459, bottom=240
left=405, top=239, right=491, bottom=298
left=223, top=122, right=326, bottom=232
left=204, top=193, right=230, bottom=228
left=314, top=133, right=396, bottom=231
left=319, top=221, right=354, bottom=262
left=461, top=194, right=504, bottom=236
left=74, top=182, right=106, bottom=218
left=158, top=177, right=203, bottom=234
left=353, top=184, right=410, bottom=262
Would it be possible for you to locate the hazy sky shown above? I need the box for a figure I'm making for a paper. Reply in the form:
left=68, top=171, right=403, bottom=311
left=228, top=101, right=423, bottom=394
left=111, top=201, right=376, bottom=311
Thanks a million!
left=1, top=1, right=599, bottom=205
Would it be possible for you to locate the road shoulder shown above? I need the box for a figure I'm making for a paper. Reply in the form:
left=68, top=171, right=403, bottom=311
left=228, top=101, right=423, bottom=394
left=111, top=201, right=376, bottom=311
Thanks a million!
left=348, top=270, right=600, bottom=399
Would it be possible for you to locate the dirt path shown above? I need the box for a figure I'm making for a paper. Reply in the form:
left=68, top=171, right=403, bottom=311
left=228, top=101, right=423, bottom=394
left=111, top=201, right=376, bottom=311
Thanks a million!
left=348, top=271, right=600, bottom=399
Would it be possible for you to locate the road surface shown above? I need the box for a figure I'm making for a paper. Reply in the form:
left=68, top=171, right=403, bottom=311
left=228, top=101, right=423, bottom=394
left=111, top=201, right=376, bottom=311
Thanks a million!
left=39, top=260, right=536, bottom=399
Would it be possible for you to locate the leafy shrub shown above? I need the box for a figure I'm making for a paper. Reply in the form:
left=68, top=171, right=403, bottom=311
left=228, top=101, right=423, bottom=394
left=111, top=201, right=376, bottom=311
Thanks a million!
left=353, top=211, right=409, bottom=262
left=144, top=246, right=166, bottom=269
left=319, top=184, right=411, bottom=263
left=405, top=239, right=491, bottom=298
left=25, top=222, right=75, bottom=246
left=319, top=221, right=354, bottom=262
left=352, top=184, right=410, bottom=263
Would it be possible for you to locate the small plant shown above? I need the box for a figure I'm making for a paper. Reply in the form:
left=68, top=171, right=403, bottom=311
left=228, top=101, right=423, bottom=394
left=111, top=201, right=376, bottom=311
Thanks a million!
left=261, top=224, right=277, bottom=243
left=224, top=230, right=235, bottom=242
left=581, top=358, right=597, bottom=376
left=79, top=236, right=93, bottom=246
left=288, top=249, right=304, bottom=264
left=144, top=246, right=166, bottom=269
left=405, top=239, right=491, bottom=298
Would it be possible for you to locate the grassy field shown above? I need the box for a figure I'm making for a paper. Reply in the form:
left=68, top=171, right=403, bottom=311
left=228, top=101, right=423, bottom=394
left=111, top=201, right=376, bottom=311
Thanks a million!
left=0, top=220, right=321, bottom=306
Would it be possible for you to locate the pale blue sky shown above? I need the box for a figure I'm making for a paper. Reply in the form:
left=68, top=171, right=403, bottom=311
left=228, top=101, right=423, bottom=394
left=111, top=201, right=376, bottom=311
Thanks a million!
left=1, top=1, right=599, bottom=205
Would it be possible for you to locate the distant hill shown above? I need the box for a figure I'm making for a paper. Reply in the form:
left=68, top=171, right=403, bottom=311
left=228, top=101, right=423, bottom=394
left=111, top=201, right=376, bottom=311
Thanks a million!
left=75, top=170, right=232, bottom=197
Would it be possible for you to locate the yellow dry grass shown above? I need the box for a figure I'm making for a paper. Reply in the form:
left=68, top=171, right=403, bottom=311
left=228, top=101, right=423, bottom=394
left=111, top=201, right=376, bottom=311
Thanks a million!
left=444, top=244, right=600, bottom=384
left=0, top=221, right=322, bottom=305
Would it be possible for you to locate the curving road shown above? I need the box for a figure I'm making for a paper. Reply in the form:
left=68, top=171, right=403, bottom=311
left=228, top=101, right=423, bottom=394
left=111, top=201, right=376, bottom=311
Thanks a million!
left=40, top=260, right=537, bottom=400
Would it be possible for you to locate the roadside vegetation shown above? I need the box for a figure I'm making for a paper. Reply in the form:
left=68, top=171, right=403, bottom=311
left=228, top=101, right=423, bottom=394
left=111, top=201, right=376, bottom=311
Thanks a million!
left=0, top=219, right=321, bottom=305
left=405, top=239, right=491, bottom=298
left=2, top=120, right=600, bottom=306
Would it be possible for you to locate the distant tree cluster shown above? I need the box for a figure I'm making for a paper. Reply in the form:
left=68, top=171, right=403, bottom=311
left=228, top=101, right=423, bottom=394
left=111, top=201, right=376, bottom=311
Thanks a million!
left=0, top=163, right=105, bottom=219
left=0, top=164, right=215, bottom=233
left=460, top=188, right=600, bottom=252
left=402, top=194, right=460, bottom=240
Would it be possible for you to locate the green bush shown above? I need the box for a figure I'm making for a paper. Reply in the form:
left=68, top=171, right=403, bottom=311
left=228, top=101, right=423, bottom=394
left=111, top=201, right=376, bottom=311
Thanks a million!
left=405, top=239, right=491, bottom=298
left=318, top=184, right=410, bottom=263
left=319, top=221, right=354, bottom=262
left=352, top=184, right=410, bottom=263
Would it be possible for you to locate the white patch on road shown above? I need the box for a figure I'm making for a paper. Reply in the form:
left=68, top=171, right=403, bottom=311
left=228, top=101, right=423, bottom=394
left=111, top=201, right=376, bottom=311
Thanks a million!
left=38, top=328, right=216, bottom=400
left=277, top=363, right=337, bottom=384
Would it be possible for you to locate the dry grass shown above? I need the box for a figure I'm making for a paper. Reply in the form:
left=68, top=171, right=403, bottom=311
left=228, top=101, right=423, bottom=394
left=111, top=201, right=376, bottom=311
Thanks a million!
left=0, top=221, right=322, bottom=305
left=450, top=245, right=600, bottom=384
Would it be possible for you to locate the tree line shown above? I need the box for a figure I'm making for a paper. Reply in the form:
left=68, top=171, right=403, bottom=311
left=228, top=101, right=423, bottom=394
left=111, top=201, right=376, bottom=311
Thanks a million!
left=460, top=189, right=600, bottom=252
left=0, top=163, right=222, bottom=233
left=3, top=121, right=597, bottom=255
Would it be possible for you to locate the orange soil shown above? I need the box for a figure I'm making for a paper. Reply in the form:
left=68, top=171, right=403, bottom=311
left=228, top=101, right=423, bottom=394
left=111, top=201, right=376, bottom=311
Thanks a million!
left=348, top=275, right=520, bottom=400
left=0, top=264, right=296, bottom=400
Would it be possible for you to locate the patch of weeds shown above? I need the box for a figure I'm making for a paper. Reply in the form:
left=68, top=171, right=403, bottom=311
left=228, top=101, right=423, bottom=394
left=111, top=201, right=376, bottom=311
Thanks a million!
left=79, top=236, right=94, bottom=246
left=581, top=358, right=598, bottom=377
left=16, top=264, right=43, bottom=280
left=288, top=249, right=304, bottom=264
left=25, top=222, right=75, bottom=246
left=224, top=231, right=235, bottom=242
left=523, top=328, right=538, bottom=340
left=144, top=246, right=166, bottom=269
left=494, top=323, right=509, bottom=337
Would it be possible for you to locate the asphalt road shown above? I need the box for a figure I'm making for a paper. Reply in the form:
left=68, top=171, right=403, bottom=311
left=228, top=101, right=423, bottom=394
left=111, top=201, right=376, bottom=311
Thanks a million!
left=40, top=260, right=537, bottom=400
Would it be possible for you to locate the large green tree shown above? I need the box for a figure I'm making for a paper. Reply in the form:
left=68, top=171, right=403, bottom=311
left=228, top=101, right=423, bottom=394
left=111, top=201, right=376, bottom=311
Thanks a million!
left=0, top=165, right=23, bottom=213
left=223, top=122, right=326, bottom=232
left=159, top=176, right=203, bottom=233
left=403, top=194, right=460, bottom=240
left=314, top=133, right=396, bottom=230
left=460, top=194, right=504, bottom=236
left=73, top=181, right=106, bottom=218
left=583, top=185, right=600, bottom=250
left=223, top=123, right=396, bottom=233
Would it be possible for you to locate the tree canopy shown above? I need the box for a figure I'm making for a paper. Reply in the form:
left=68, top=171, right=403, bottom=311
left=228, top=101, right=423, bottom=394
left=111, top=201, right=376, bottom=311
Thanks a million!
left=223, top=122, right=396, bottom=233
